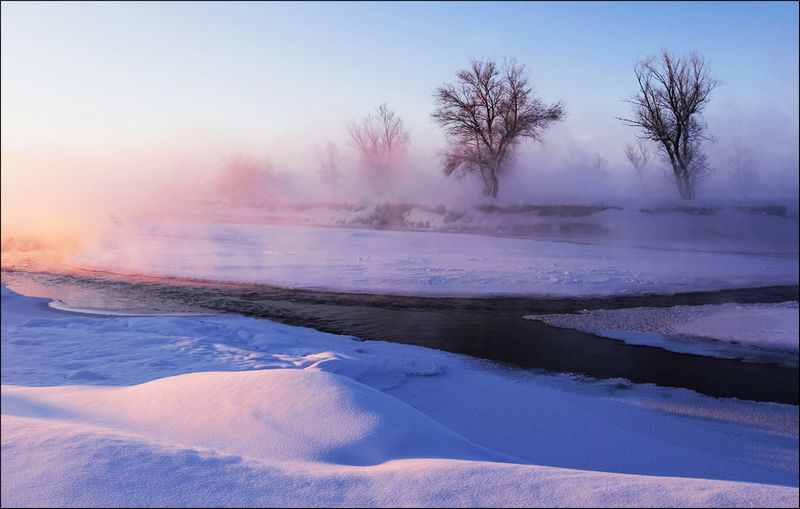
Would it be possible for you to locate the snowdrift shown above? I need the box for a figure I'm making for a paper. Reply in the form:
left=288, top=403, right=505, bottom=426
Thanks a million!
left=3, top=369, right=504, bottom=466
left=3, top=369, right=798, bottom=508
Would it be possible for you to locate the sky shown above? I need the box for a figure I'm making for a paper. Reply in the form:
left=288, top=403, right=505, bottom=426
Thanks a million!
left=1, top=1, right=798, bottom=222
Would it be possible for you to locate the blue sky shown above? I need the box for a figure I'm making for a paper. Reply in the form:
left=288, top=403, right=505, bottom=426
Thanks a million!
left=2, top=1, right=798, bottom=165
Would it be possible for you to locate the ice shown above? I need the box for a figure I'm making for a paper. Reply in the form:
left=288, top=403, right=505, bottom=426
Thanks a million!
left=525, top=302, right=799, bottom=366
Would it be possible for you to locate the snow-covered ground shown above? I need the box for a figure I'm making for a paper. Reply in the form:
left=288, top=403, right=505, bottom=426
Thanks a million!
left=2, top=286, right=798, bottom=507
left=70, top=221, right=799, bottom=297
left=525, top=302, right=800, bottom=367
left=189, top=199, right=800, bottom=256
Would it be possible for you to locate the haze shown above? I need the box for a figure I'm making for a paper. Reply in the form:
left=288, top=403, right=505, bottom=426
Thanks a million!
left=2, top=1, right=799, bottom=248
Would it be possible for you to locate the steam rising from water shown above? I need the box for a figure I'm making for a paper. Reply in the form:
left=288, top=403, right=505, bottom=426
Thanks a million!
left=1, top=114, right=798, bottom=271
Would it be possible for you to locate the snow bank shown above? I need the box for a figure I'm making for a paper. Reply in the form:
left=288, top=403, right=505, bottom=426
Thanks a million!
left=3, top=375, right=797, bottom=508
left=70, top=222, right=799, bottom=297
left=525, top=302, right=799, bottom=366
left=186, top=200, right=799, bottom=256
left=673, top=303, right=799, bottom=350
left=2, top=286, right=798, bottom=507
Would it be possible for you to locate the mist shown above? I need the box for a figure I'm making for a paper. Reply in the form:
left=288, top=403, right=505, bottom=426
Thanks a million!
left=2, top=42, right=798, bottom=269
left=0, top=138, right=223, bottom=266
left=2, top=1, right=797, bottom=271
left=2, top=105, right=797, bottom=271
left=2, top=108, right=798, bottom=225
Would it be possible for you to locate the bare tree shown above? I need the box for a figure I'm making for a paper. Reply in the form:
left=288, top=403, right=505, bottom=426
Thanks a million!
left=620, top=50, right=719, bottom=199
left=432, top=59, right=564, bottom=198
left=348, top=103, right=410, bottom=184
left=727, top=139, right=757, bottom=195
left=590, top=154, right=609, bottom=182
left=215, top=156, right=292, bottom=206
left=625, top=140, right=650, bottom=191
left=316, top=141, right=342, bottom=195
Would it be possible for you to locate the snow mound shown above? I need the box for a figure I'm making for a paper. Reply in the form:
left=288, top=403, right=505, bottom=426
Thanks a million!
left=308, top=352, right=442, bottom=390
left=3, top=371, right=799, bottom=508
left=2, top=369, right=500, bottom=466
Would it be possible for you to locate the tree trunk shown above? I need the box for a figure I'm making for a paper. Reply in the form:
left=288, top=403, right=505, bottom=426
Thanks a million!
left=478, top=165, right=500, bottom=198
left=488, top=172, right=499, bottom=198
left=671, top=162, right=694, bottom=200
left=677, top=175, right=692, bottom=200
left=680, top=171, right=694, bottom=200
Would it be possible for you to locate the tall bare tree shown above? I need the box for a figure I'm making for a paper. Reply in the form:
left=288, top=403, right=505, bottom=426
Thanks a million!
left=348, top=103, right=410, bottom=182
left=432, top=59, right=564, bottom=198
left=620, top=50, right=719, bottom=199
left=625, top=140, right=650, bottom=191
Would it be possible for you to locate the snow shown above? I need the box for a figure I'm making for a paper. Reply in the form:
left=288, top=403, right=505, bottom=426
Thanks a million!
left=5, top=413, right=795, bottom=508
left=3, top=370, right=504, bottom=466
left=48, top=300, right=213, bottom=317
left=2, top=286, right=798, bottom=507
left=188, top=200, right=800, bottom=257
left=673, top=303, right=799, bottom=349
left=70, top=221, right=799, bottom=297
left=525, top=302, right=799, bottom=366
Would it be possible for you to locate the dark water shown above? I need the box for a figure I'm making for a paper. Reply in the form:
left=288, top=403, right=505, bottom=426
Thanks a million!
left=3, top=268, right=798, bottom=405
